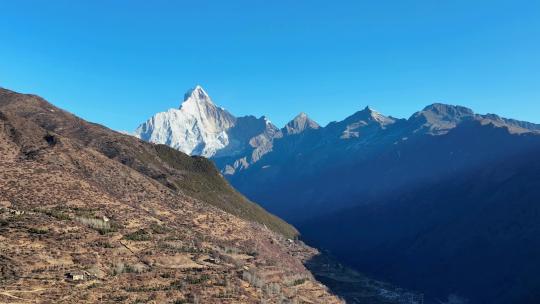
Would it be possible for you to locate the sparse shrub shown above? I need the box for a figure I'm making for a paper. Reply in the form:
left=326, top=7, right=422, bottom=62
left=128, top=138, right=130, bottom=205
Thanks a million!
left=87, top=283, right=99, bottom=289
left=113, top=262, right=146, bottom=275
left=94, top=240, right=114, bottom=248
left=112, top=262, right=125, bottom=275
left=187, top=293, right=200, bottom=304
left=150, top=223, right=171, bottom=234
left=185, top=274, right=210, bottom=284
left=160, top=272, right=174, bottom=278
left=110, top=295, right=129, bottom=302
left=158, top=241, right=204, bottom=253
left=264, top=282, right=281, bottom=296
left=42, top=208, right=70, bottom=220
left=242, top=270, right=253, bottom=283
left=169, top=279, right=186, bottom=290
left=76, top=216, right=117, bottom=235
left=124, top=229, right=151, bottom=241
left=284, top=275, right=309, bottom=287
left=73, top=207, right=97, bottom=218
left=124, top=263, right=146, bottom=273
left=219, top=253, right=244, bottom=267
left=125, top=285, right=167, bottom=293
left=28, top=227, right=48, bottom=234
left=224, top=246, right=239, bottom=254
left=242, top=270, right=265, bottom=288
left=0, top=218, right=9, bottom=227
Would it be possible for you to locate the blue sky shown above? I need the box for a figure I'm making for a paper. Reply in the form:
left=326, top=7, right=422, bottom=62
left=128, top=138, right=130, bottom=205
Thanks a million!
left=1, top=0, right=539, bottom=130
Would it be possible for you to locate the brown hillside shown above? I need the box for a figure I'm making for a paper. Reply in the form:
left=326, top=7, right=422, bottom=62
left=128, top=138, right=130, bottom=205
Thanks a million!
left=0, top=88, right=340, bottom=303
left=0, top=88, right=297, bottom=238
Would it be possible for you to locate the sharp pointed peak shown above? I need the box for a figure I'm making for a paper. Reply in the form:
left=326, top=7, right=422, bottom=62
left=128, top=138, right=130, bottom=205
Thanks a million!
left=289, top=112, right=318, bottom=124
left=293, top=112, right=309, bottom=119
left=183, top=85, right=210, bottom=102
left=359, top=105, right=382, bottom=115
left=284, top=112, right=320, bottom=135
left=343, top=105, right=395, bottom=126
left=349, top=105, right=381, bottom=119
left=181, top=85, right=214, bottom=109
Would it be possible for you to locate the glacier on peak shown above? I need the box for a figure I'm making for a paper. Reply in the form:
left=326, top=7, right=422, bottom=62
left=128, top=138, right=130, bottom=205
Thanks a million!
left=135, top=86, right=235, bottom=157
left=134, top=85, right=326, bottom=175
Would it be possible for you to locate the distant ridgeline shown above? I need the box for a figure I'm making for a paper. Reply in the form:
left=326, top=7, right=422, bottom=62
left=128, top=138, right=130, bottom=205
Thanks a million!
left=136, top=86, right=540, bottom=303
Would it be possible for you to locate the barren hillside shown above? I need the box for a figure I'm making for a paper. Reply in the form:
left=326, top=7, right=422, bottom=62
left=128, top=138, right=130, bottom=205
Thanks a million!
left=0, top=88, right=341, bottom=304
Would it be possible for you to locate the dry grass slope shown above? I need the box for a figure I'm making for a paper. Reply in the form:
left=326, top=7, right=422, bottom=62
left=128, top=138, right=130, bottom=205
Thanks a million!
left=0, top=88, right=297, bottom=238
left=0, top=88, right=340, bottom=303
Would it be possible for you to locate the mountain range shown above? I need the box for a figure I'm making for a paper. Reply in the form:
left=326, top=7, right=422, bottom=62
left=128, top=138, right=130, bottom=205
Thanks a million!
left=135, top=86, right=540, bottom=304
left=135, top=85, right=320, bottom=176
left=0, top=87, right=347, bottom=303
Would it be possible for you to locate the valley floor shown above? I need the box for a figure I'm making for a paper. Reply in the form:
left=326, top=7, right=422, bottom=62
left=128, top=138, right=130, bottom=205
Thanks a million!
left=305, top=252, right=424, bottom=304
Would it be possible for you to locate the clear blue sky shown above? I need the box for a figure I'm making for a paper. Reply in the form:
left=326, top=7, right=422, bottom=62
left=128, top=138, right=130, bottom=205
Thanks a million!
left=1, top=0, right=539, bottom=130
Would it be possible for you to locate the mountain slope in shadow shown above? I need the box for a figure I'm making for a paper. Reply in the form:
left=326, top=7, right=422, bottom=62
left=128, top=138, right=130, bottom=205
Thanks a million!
left=226, top=105, right=540, bottom=303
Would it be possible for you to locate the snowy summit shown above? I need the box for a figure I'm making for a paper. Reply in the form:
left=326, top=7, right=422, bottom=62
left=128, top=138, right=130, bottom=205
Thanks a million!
left=134, top=85, right=236, bottom=157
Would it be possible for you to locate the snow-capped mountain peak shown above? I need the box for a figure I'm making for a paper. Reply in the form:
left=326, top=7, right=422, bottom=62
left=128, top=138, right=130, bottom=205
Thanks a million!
left=182, top=85, right=213, bottom=108
left=135, top=85, right=285, bottom=175
left=134, top=86, right=235, bottom=157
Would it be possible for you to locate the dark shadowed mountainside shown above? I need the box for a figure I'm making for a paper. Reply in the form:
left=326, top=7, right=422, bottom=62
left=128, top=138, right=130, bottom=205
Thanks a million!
left=226, top=104, right=540, bottom=303
left=132, top=87, right=540, bottom=303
